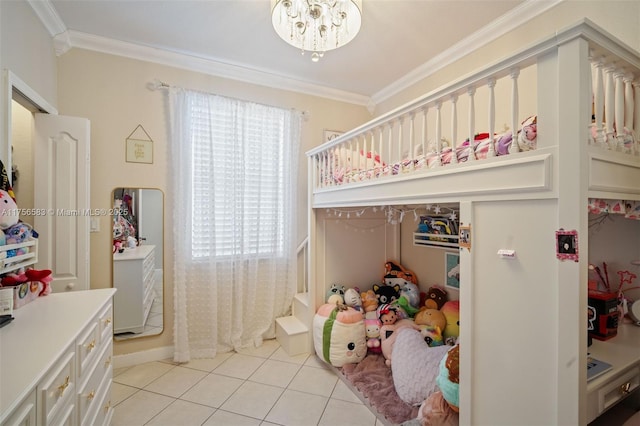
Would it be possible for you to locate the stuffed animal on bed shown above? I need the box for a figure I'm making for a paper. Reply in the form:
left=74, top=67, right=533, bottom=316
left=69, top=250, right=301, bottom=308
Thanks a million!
left=390, top=327, right=452, bottom=405
left=326, top=283, right=346, bottom=304
left=360, top=289, right=378, bottom=319
left=414, top=307, right=447, bottom=333
left=384, top=261, right=418, bottom=285
left=516, top=115, right=537, bottom=152
left=424, top=285, right=448, bottom=310
left=343, top=287, right=362, bottom=311
left=436, top=344, right=460, bottom=412
left=419, top=324, right=444, bottom=347
left=380, top=318, right=420, bottom=366
left=313, top=303, right=367, bottom=367
left=441, top=300, right=460, bottom=344
left=364, top=317, right=382, bottom=354
left=373, top=283, right=401, bottom=305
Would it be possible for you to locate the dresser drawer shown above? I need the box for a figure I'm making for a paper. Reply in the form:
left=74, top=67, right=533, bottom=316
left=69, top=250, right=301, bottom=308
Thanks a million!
left=77, top=319, right=102, bottom=383
left=37, top=348, right=75, bottom=425
left=1, top=389, right=36, bottom=426
left=50, top=401, right=75, bottom=426
left=598, top=367, right=640, bottom=416
left=87, top=372, right=113, bottom=426
left=77, top=339, right=113, bottom=425
left=97, top=302, right=113, bottom=343
left=142, top=250, right=155, bottom=279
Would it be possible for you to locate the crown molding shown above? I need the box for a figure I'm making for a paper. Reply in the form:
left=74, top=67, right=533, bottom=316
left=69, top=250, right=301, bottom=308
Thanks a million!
left=62, top=30, right=371, bottom=106
left=370, top=0, right=563, bottom=106
left=31, top=0, right=562, bottom=110
left=27, top=0, right=66, bottom=36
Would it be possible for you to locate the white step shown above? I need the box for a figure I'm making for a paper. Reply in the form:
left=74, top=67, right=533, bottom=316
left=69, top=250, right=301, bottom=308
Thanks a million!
left=275, top=315, right=311, bottom=356
left=293, top=292, right=310, bottom=323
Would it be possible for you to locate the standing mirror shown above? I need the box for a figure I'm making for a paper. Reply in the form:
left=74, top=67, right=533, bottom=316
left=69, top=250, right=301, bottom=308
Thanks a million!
left=112, top=188, right=164, bottom=341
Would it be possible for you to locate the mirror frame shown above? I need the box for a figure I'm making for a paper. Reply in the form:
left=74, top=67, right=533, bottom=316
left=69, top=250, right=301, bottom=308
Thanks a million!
left=111, top=187, right=164, bottom=341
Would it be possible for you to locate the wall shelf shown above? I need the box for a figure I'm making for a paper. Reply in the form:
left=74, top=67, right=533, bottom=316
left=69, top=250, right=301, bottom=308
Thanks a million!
left=0, top=238, right=38, bottom=275
left=413, top=232, right=459, bottom=249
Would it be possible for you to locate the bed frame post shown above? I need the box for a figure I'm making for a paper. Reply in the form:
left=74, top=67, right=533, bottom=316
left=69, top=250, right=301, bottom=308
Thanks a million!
left=614, top=70, right=625, bottom=151
left=398, top=116, right=405, bottom=172
left=467, top=87, right=476, bottom=161
left=634, top=81, right=640, bottom=153
left=487, top=78, right=497, bottom=157
left=377, top=127, right=383, bottom=174
left=421, top=106, right=428, bottom=166
left=434, top=101, right=442, bottom=167
left=591, top=55, right=606, bottom=147
left=451, top=94, right=458, bottom=164
left=409, top=112, right=415, bottom=171
left=508, top=68, right=520, bottom=154
left=604, top=65, right=616, bottom=148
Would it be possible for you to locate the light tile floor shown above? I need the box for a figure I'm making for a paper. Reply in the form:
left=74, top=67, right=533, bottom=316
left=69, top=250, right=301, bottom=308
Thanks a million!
left=112, top=339, right=387, bottom=426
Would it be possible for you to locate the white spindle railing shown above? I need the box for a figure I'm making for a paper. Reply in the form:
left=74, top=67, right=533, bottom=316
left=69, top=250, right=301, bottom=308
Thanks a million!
left=308, top=25, right=640, bottom=191
left=451, top=95, right=458, bottom=164
left=434, top=101, right=442, bottom=168
left=592, top=57, right=606, bottom=147
left=487, top=78, right=497, bottom=157
left=605, top=66, right=616, bottom=147
left=614, top=71, right=625, bottom=151
left=467, top=87, right=476, bottom=161
left=509, top=68, right=520, bottom=154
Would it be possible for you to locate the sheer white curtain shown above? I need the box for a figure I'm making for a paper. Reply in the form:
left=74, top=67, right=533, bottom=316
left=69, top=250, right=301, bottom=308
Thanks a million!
left=169, top=87, right=301, bottom=361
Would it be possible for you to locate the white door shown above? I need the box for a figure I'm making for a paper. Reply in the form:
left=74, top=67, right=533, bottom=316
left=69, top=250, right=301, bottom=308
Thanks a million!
left=33, top=113, right=90, bottom=292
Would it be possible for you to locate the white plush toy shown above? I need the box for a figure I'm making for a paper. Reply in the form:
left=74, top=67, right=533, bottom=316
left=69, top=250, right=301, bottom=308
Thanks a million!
left=0, top=189, right=19, bottom=230
left=313, top=303, right=366, bottom=367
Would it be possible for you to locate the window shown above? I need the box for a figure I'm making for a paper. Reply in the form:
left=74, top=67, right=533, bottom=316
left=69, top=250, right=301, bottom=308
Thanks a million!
left=183, top=92, right=299, bottom=260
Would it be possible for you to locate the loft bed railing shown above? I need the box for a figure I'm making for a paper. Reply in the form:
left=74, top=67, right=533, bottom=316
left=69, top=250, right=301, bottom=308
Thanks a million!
left=306, top=20, right=640, bottom=195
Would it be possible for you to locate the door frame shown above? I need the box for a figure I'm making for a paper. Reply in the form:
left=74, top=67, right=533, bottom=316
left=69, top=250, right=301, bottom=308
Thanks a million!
left=2, top=69, right=57, bottom=172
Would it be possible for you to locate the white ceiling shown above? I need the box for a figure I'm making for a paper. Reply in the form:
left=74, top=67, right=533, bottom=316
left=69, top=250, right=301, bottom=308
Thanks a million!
left=34, top=0, right=559, bottom=106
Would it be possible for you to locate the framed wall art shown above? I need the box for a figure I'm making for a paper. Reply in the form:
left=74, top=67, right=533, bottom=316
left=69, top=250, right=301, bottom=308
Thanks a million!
left=445, top=251, right=460, bottom=290
left=126, top=124, right=154, bottom=164
left=323, top=129, right=343, bottom=142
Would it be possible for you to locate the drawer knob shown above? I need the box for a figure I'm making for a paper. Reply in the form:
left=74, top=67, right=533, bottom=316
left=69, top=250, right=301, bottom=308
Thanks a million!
left=621, top=382, right=632, bottom=395
left=104, top=400, right=111, bottom=413
left=87, top=390, right=96, bottom=401
left=87, top=340, right=96, bottom=351
left=105, top=356, right=112, bottom=367
left=58, top=376, right=70, bottom=396
left=105, top=318, right=112, bottom=325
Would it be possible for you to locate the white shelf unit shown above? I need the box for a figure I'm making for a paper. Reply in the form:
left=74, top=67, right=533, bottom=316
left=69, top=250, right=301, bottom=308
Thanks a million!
left=0, top=238, right=38, bottom=275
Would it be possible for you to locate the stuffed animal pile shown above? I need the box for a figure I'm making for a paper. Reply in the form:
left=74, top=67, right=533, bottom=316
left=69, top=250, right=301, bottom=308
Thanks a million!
left=0, top=183, right=46, bottom=308
left=313, top=260, right=461, bottom=421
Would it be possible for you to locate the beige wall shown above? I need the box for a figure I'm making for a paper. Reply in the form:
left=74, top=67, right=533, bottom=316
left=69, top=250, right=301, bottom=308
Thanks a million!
left=0, top=1, right=58, bottom=107
left=56, top=49, right=371, bottom=355
left=374, top=1, right=640, bottom=116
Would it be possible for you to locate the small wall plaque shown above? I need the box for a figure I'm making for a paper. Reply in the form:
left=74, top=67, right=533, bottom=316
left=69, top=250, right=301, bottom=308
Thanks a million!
left=126, top=125, right=154, bottom=164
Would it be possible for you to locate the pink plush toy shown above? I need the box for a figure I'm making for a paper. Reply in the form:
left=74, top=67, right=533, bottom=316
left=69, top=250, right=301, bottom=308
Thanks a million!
left=364, top=317, right=382, bottom=353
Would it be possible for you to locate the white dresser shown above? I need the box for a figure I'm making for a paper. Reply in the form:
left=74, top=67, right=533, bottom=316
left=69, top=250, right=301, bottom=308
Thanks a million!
left=112, top=245, right=156, bottom=334
left=0, top=288, right=116, bottom=426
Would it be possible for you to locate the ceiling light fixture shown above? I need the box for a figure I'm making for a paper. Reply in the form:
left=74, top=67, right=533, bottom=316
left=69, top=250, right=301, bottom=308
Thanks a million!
left=271, top=0, right=363, bottom=62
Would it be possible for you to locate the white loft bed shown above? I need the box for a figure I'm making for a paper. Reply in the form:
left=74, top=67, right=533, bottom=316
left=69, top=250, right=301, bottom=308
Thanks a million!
left=305, top=20, right=640, bottom=426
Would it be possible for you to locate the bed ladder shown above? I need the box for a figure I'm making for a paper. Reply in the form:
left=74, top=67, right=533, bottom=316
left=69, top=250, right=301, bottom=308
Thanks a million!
left=275, top=237, right=312, bottom=356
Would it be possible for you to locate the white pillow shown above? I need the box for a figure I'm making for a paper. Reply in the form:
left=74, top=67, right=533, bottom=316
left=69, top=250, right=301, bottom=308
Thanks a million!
left=391, top=327, right=450, bottom=405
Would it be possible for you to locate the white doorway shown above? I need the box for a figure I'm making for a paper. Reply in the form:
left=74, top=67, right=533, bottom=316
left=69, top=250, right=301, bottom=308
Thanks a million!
left=4, top=70, right=91, bottom=292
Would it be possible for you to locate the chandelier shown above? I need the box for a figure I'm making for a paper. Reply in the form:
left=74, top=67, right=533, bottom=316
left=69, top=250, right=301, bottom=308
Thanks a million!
left=271, top=0, right=363, bottom=62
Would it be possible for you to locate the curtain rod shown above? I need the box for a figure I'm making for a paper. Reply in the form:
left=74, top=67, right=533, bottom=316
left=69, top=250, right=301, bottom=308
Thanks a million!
left=149, top=79, right=169, bottom=90
left=148, top=79, right=310, bottom=120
